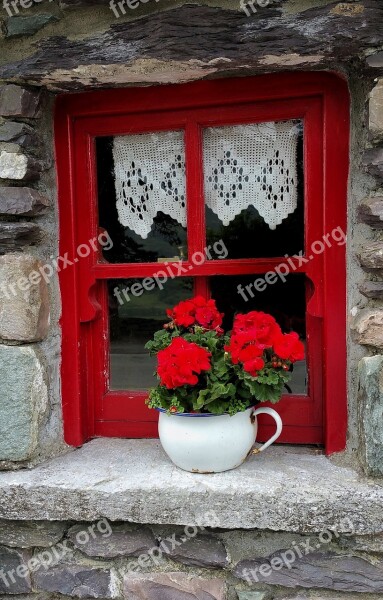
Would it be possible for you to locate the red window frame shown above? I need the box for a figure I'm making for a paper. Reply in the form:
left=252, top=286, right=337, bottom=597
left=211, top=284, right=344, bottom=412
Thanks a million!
left=55, top=72, right=349, bottom=455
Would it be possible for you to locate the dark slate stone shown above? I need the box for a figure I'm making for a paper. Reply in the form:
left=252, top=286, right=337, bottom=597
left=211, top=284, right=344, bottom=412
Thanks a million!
left=234, top=552, right=383, bottom=592
left=362, top=148, right=383, bottom=179
left=0, top=122, right=39, bottom=148
left=5, top=15, right=59, bottom=39
left=358, top=196, right=383, bottom=228
left=124, top=573, right=225, bottom=600
left=0, top=223, right=41, bottom=253
left=0, top=546, right=32, bottom=594
left=68, top=523, right=156, bottom=558
left=164, top=534, right=228, bottom=569
left=0, top=187, right=49, bottom=216
left=367, top=51, right=383, bottom=68
left=1, top=3, right=383, bottom=89
left=358, top=242, right=383, bottom=269
left=33, top=564, right=115, bottom=598
left=359, top=280, right=383, bottom=299
left=0, top=520, right=66, bottom=549
left=0, top=86, right=40, bottom=119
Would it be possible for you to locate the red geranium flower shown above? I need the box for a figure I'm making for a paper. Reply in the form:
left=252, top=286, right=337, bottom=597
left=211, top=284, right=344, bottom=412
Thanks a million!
left=273, top=332, right=305, bottom=362
left=167, top=296, right=223, bottom=331
left=233, top=311, right=282, bottom=348
left=157, top=337, right=212, bottom=389
left=225, top=332, right=265, bottom=377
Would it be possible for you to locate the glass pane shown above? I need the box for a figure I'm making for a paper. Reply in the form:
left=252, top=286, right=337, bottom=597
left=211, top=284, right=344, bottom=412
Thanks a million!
left=108, top=278, right=193, bottom=391
left=211, top=274, right=307, bottom=395
left=97, top=132, right=187, bottom=264
left=204, top=120, right=304, bottom=259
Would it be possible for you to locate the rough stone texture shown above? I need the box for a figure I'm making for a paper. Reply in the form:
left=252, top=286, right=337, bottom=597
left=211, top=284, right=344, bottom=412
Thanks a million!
left=0, top=3, right=382, bottom=89
left=358, top=355, right=383, bottom=476
left=0, top=122, right=39, bottom=148
left=234, top=552, right=383, bottom=592
left=370, top=79, right=383, bottom=139
left=358, top=196, right=383, bottom=228
left=358, top=241, right=383, bottom=269
left=359, top=280, right=383, bottom=299
left=0, top=253, right=49, bottom=342
left=0, top=151, right=42, bottom=181
left=33, top=564, right=118, bottom=598
left=5, top=15, right=59, bottom=39
left=0, top=546, right=32, bottom=594
left=236, top=592, right=272, bottom=600
left=0, top=345, right=48, bottom=463
left=340, top=532, right=383, bottom=553
left=0, top=520, right=66, bottom=548
left=351, top=309, right=383, bottom=349
left=166, top=534, right=228, bottom=569
left=0, top=85, right=40, bottom=118
left=368, top=51, right=383, bottom=69
left=0, top=223, right=41, bottom=253
left=0, top=441, right=383, bottom=534
left=68, top=523, right=156, bottom=558
left=124, top=572, right=225, bottom=600
left=0, top=187, right=49, bottom=216
left=362, top=148, right=383, bottom=179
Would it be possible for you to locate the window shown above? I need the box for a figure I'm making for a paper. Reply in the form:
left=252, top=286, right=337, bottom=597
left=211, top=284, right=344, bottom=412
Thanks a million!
left=56, top=73, right=349, bottom=454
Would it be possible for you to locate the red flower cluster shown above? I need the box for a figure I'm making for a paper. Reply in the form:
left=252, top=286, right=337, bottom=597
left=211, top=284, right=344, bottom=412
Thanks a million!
left=166, top=296, right=223, bottom=331
left=233, top=311, right=282, bottom=348
left=273, top=332, right=305, bottom=362
left=157, top=337, right=212, bottom=389
left=226, top=311, right=304, bottom=377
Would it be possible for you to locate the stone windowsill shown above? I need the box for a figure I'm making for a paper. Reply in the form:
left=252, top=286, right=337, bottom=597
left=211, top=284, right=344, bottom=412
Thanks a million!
left=0, top=440, right=382, bottom=533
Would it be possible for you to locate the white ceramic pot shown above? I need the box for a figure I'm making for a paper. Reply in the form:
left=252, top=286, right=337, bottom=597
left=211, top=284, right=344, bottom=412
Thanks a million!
left=157, top=406, right=283, bottom=473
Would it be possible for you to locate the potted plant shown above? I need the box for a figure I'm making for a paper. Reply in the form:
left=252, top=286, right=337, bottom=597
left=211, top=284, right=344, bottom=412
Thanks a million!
left=145, top=296, right=305, bottom=473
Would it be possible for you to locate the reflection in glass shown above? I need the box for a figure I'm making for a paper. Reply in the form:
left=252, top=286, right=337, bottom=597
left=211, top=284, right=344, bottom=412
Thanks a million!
left=108, top=278, right=193, bottom=390
left=211, top=274, right=307, bottom=394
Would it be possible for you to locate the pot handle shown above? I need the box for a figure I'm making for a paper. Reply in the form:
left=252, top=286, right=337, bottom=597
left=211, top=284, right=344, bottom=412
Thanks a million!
left=251, top=407, right=283, bottom=454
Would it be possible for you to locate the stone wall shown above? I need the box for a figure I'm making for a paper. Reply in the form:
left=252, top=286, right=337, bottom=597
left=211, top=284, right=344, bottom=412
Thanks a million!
left=0, top=1, right=382, bottom=473
left=1, top=519, right=383, bottom=599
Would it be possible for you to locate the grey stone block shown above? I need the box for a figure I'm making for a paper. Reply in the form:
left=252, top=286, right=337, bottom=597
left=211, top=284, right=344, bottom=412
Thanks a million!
left=358, top=355, right=383, bottom=476
left=0, top=546, right=32, bottom=594
left=362, top=148, right=383, bottom=179
left=68, top=523, right=156, bottom=558
left=358, top=196, right=383, bottom=228
left=0, top=521, right=66, bottom=549
left=358, top=241, right=383, bottom=269
left=234, top=552, right=383, bottom=592
left=359, top=280, right=383, bottom=300
left=34, top=564, right=118, bottom=598
left=0, top=188, right=49, bottom=216
left=5, top=15, right=59, bottom=39
left=0, top=122, right=39, bottom=148
left=236, top=592, right=272, bottom=600
left=165, top=534, right=228, bottom=568
left=0, top=254, right=49, bottom=342
left=370, top=79, right=383, bottom=139
left=0, top=224, right=41, bottom=254
left=0, top=151, right=42, bottom=181
left=351, top=309, right=383, bottom=349
left=0, top=345, right=48, bottom=463
left=0, top=86, right=40, bottom=119
left=124, top=572, right=225, bottom=600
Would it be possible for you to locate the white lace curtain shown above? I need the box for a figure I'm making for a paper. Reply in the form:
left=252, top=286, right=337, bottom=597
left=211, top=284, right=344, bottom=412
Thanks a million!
left=113, top=121, right=300, bottom=239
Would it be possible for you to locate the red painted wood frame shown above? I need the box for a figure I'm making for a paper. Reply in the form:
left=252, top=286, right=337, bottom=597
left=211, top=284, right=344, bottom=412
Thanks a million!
left=55, top=72, right=349, bottom=455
